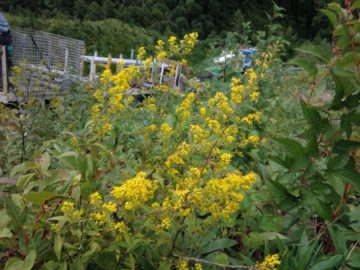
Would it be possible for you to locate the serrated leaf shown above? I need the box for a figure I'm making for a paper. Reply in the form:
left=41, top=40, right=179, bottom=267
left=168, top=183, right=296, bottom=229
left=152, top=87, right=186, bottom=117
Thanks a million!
left=335, top=139, right=360, bottom=153
left=333, top=168, right=360, bottom=188
left=327, top=155, right=349, bottom=171
left=275, top=138, right=304, bottom=158
left=300, top=100, right=322, bottom=135
left=291, top=155, right=310, bottom=171
left=305, top=137, right=319, bottom=157
left=314, top=199, right=332, bottom=221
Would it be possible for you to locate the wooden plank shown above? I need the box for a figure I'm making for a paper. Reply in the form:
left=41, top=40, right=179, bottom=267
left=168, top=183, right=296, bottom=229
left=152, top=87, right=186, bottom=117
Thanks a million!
left=64, top=48, right=69, bottom=74
left=1, top=46, right=8, bottom=94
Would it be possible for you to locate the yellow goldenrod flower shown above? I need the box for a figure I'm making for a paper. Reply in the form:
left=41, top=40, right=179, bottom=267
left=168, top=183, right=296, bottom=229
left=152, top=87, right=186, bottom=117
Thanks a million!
left=137, top=47, right=146, bottom=60
left=111, top=172, right=158, bottom=210
left=103, top=202, right=117, bottom=213
left=256, top=254, right=281, bottom=270
left=90, top=192, right=102, bottom=206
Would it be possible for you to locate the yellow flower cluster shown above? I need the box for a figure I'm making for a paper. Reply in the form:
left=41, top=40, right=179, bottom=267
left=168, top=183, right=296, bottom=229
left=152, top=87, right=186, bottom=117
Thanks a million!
left=91, top=65, right=141, bottom=137
left=209, top=92, right=233, bottom=117
left=113, top=221, right=128, bottom=234
left=111, top=172, right=158, bottom=210
left=206, top=118, right=221, bottom=135
left=154, top=32, right=198, bottom=63
left=224, top=125, right=238, bottom=144
left=256, top=254, right=281, bottom=270
left=180, top=32, right=199, bottom=55
left=176, top=93, right=195, bottom=121
left=192, top=172, right=257, bottom=220
left=160, top=123, right=173, bottom=141
left=137, top=47, right=146, bottom=60
left=165, top=142, right=191, bottom=169
left=230, top=77, right=245, bottom=104
left=169, top=36, right=180, bottom=54
left=91, top=211, right=106, bottom=226
left=217, top=152, right=232, bottom=170
left=60, top=201, right=82, bottom=220
left=90, top=192, right=102, bottom=206
left=245, top=135, right=260, bottom=147
left=190, top=124, right=209, bottom=144
left=103, top=202, right=117, bottom=213
left=241, top=112, right=262, bottom=126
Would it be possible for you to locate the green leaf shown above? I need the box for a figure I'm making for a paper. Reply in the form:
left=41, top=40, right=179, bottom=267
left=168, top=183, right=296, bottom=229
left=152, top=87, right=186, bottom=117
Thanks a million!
left=0, top=227, right=13, bottom=238
left=4, top=258, right=24, bottom=270
left=38, top=152, right=51, bottom=175
left=327, top=225, right=346, bottom=254
left=352, top=0, right=360, bottom=9
left=212, top=252, right=230, bottom=265
left=289, top=59, right=318, bottom=76
left=308, top=255, right=343, bottom=270
left=54, top=234, right=63, bottom=261
left=321, top=9, right=338, bottom=28
left=333, top=168, right=360, bottom=188
left=201, top=238, right=238, bottom=254
left=4, top=197, right=26, bottom=229
left=295, top=44, right=331, bottom=63
left=275, top=138, right=304, bottom=158
left=348, top=248, right=360, bottom=268
left=258, top=232, right=288, bottom=241
left=24, top=191, right=57, bottom=205
left=335, top=140, right=360, bottom=153
left=327, top=155, right=350, bottom=171
left=291, top=155, right=310, bottom=171
left=267, top=180, right=298, bottom=210
left=305, top=137, right=319, bottom=157
left=314, top=199, right=332, bottom=221
left=300, top=100, right=322, bottom=135
left=23, top=250, right=36, bottom=270
left=341, top=112, right=360, bottom=138
left=10, top=161, right=35, bottom=177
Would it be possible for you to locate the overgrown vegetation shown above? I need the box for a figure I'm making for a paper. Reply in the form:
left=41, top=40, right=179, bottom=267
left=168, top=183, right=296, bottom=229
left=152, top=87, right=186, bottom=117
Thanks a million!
left=0, top=1, right=359, bottom=270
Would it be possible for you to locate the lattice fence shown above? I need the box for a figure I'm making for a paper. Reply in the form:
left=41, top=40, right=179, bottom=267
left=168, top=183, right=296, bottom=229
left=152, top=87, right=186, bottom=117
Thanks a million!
left=12, top=28, right=85, bottom=76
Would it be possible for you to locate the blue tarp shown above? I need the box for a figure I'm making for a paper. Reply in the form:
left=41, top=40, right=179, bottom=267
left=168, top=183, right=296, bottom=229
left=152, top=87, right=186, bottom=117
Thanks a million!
left=0, top=13, right=9, bottom=33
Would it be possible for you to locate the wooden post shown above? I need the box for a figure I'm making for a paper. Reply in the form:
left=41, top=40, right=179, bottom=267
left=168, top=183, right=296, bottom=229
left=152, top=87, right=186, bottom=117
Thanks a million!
left=173, top=64, right=180, bottom=89
left=1, top=46, right=8, bottom=94
left=178, top=65, right=183, bottom=88
left=159, top=63, right=165, bottom=84
left=130, top=49, right=134, bottom=60
left=80, top=48, right=86, bottom=78
left=90, top=51, right=97, bottom=82
left=64, top=48, right=69, bottom=74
